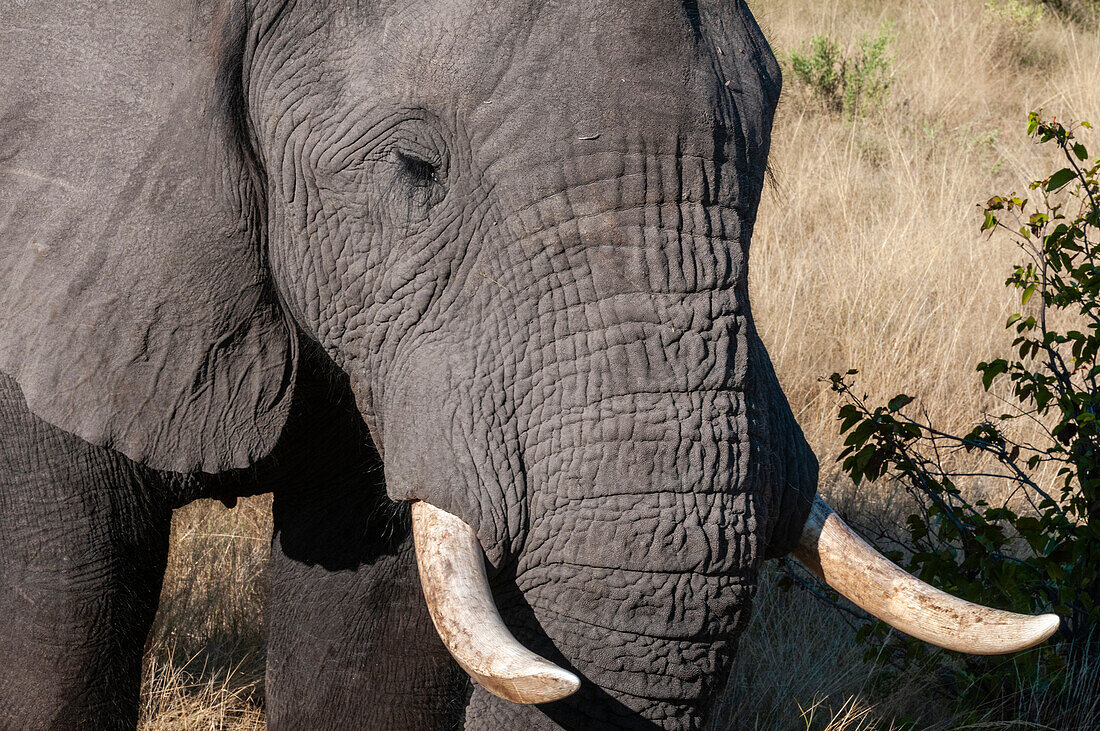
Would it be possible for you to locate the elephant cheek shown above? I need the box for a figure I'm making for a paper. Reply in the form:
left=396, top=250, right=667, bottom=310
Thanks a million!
left=371, top=337, right=516, bottom=567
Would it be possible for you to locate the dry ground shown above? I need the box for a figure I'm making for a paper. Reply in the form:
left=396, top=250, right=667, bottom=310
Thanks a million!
left=141, top=1, right=1100, bottom=728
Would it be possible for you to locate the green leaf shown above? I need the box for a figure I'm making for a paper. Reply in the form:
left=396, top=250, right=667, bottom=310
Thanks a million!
left=978, top=359, right=1009, bottom=390
left=1072, top=143, right=1088, bottom=161
left=1045, top=168, right=1076, bottom=191
left=1022, top=283, right=1036, bottom=305
left=982, top=210, right=998, bottom=232
left=888, top=394, right=915, bottom=412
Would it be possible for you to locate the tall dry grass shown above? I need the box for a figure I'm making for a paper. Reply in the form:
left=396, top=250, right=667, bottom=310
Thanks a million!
left=750, top=0, right=1100, bottom=471
left=141, top=1, right=1100, bottom=728
left=736, top=0, right=1100, bottom=728
left=140, top=498, right=270, bottom=730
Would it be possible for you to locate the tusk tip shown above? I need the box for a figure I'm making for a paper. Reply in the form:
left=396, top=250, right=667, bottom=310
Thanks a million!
left=469, top=661, right=581, bottom=704
left=797, top=496, right=1064, bottom=656
left=490, top=664, right=582, bottom=705
left=971, top=612, right=1060, bottom=655
left=1029, top=613, right=1061, bottom=644
left=536, top=665, right=583, bottom=700
left=411, top=500, right=581, bottom=705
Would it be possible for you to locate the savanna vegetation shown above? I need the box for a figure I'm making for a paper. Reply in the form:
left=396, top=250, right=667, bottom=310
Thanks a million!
left=140, top=0, right=1100, bottom=728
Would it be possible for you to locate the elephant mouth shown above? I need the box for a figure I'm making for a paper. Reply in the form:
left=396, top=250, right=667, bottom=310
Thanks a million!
left=409, top=496, right=1060, bottom=706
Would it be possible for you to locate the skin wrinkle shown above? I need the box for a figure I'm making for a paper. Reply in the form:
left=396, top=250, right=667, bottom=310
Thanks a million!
left=515, top=554, right=748, bottom=583
left=506, top=142, right=739, bottom=204
left=515, top=597, right=747, bottom=645
left=523, top=492, right=752, bottom=572
left=521, top=399, right=747, bottom=486
left=506, top=208, right=747, bottom=265
left=499, top=209, right=748, bottom=404
left=509, top=577, right=746, bottom=652
left=504, top=215, right=743, bottom=304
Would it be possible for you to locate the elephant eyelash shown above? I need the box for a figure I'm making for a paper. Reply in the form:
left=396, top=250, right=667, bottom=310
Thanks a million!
left=378, top=148, right=447, bottom=229
left=394, top=150, right=441, bottom=186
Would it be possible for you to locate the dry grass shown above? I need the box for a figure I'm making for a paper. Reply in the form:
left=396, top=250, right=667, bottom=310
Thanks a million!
left=735, top=0, right=1099, bottom=727
left=139, top=655, right=264, bottom=731
left=141, top=1, right=1100, bottom=728
left=140, top=498, right=271, bottom=730
left=750, top=0, right=1100, bottom=468
left=722, top=563, right=1100, bottom=730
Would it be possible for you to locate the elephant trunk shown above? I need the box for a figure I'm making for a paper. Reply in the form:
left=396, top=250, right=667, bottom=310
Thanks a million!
left=397, top=146, right=1057, bottom=722
left=411, top=452, right=764, bottom=730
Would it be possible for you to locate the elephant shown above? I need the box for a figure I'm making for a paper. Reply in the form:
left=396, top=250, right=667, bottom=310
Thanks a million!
left=0, top=1, right=1058, bottom=729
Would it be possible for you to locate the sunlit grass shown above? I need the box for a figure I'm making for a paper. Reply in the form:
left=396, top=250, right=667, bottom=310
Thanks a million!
left=739, top=0, right=1099, bottom=727
left=140, top=497, right=270, bottom=729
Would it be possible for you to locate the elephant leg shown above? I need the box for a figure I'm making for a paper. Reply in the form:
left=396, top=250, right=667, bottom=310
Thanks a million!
left=265, top=472, right=469, bottom=730
left=0, top=374, right=172, bottom=730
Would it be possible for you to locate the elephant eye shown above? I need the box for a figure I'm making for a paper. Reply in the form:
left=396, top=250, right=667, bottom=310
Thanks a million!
left=384, top=147, right=446, bottom=226
left=394, top=150, right=440, bottom=186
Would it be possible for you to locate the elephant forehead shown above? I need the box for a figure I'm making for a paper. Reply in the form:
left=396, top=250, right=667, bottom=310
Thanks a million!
left=334, top=0, right=777, bottom=174
left=356, top=0, right=705, bottom=117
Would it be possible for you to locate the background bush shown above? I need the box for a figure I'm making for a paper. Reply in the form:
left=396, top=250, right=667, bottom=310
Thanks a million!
left=1038, top=0, right=1100, bottom=23
left=786, top=25, right=896, bottom=117
left=823, top=112, right=1098, bottom=725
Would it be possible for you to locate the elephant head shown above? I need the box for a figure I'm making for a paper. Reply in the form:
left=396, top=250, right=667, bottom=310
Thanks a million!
left=0, top=1, right=1057, bottom=729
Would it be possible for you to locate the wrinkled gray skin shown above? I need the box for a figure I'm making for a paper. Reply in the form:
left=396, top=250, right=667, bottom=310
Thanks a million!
left=0, top=1, right=817, bottom=729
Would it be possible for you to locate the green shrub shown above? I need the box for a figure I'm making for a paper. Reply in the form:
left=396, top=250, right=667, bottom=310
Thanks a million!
left=786, top=25, right=895, bottom=117
left=1038, top=0, right=1100, bottom=23
left=827, top=112, right=1100, bottom=725
left=983, top=0, right=1054, bottom=68
left=986, top=0, right=1045, bottom=31
left=824, top=112, right=1099, bottom=724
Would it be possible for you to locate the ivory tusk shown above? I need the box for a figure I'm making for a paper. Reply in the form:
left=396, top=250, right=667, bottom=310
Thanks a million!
left=793, top=495, right=1060, bottom=655
left=410, top=500, right=581, bottom=704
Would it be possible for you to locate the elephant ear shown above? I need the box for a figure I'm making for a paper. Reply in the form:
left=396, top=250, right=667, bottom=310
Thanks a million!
left=0, top=3, right=296, bottom=473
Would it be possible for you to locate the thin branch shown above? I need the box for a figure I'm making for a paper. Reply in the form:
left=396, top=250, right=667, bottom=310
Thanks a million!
left=780, top=558, right=874, bottom=627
